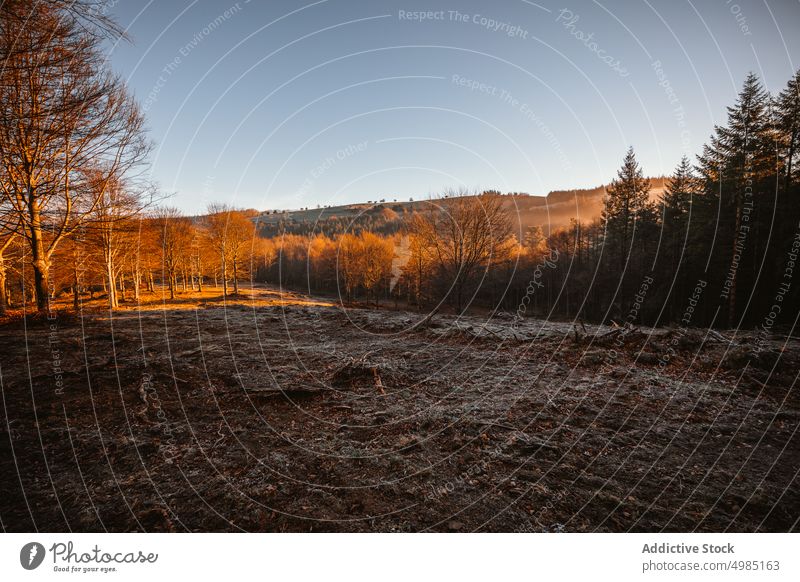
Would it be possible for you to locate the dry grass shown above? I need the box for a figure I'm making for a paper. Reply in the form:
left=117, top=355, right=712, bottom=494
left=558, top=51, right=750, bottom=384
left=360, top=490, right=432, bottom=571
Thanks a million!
left=0, top=286, right=798, bottom=532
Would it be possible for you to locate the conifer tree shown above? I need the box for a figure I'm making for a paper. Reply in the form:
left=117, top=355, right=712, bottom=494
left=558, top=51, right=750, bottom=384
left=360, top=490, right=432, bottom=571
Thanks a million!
left=659, top=156, right=699, bottom=321
left=697, top=72, right=774, bottom=326
left=602, top=147, right=652, bottom=272
left=776, top=70, right=800, bottom=217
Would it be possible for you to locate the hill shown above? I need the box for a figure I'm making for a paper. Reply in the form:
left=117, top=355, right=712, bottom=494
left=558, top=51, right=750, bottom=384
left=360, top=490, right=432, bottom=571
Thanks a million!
left=254, top=177, right=668, bottom=238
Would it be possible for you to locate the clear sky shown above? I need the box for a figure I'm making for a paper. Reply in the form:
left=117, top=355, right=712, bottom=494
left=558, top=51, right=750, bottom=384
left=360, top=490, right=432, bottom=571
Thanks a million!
left=105, top=0, right=800, bottom=214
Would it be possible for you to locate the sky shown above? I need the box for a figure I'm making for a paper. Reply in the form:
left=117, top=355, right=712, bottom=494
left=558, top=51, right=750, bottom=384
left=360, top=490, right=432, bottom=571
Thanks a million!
left=104, top=0, right=800, bottom=214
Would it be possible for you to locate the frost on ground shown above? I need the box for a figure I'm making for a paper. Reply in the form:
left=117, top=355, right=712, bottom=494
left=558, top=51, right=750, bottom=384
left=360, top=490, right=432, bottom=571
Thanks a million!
left=0, top=287, right=797, bottom=532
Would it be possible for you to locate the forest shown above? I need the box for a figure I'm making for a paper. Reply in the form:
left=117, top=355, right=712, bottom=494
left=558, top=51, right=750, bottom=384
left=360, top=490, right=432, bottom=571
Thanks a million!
left=238, top=72, right=800, bottom=331
left=1, top=1, right=798, bottom=332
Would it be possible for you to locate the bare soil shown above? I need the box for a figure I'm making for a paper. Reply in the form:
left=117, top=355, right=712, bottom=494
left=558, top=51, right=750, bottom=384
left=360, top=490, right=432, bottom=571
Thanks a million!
left=1, top=287, right=798, bottom=532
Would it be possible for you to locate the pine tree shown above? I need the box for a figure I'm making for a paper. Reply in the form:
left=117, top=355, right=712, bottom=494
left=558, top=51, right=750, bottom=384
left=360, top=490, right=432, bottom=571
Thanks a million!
left=662, top=157, right=696, bottom=231
left=696, top=72, right=774, bottom=326
left=661, top=156, right=697, bottom=268
left=773, top=70, right=800, bottom=315
left=601, top=147, right=653, bottom=319
left=776, top=70, right=800, bottom=219
left=659, top=156, right=699, bottom=321
left=602, top=147, right=652, bottom=267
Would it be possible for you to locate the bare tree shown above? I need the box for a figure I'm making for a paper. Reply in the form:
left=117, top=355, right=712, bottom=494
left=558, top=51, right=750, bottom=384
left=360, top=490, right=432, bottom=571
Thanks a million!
left=0, top=233, right=15, bottom=315
left=204, top=204, right=254, bottom=296
left=254, top=236, right=278, bottom=284
left=0, top=1, right=127, bottom=41
left=83, top=175, right=148, bottom=309
left=0, top=3, right=149, bottom=311
left=154, top=208, right=190, bottom=300
left=359, top=232, right=394, bottom=305
left=135, top=217, right=163, bottom=295
left=409, top=190, right=512, bottom=314
left=56, top=232, right=91, bottom=311
left=337, top=233, right=362, bottom=301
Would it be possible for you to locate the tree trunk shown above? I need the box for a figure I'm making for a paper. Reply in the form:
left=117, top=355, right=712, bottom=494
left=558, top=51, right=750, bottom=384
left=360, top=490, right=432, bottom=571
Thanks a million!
left=0, top=259, right=7, bottom=316
left=233, top=259, right=239, bottom=295
left=72, top=267, right=80, bottom=311
left=728, top=200, right=741, bottom=328
left=133, top=270, right=140, bottom=301
left=221, top=254, right=228, bottom=297
left=786, top=121, right=796, bottom=197
left=105, top=257, right=117, bottom=309
left=29, top=201, right=50, bottom=312
left=0, top=241, right=11, bottom=312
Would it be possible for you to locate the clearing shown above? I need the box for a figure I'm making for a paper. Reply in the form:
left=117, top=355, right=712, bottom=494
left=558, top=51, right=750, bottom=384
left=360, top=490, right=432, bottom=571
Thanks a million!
left=0, top=287, right=797, bottom=532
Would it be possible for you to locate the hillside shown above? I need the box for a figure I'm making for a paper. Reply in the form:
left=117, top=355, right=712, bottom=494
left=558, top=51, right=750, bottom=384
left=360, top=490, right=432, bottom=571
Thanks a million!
left=255, top=178, right=668, bottom=237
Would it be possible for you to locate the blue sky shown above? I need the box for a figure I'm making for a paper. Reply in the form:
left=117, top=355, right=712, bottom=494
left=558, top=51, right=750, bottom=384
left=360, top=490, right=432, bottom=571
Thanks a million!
left=105, top=0, right=800, bottom=214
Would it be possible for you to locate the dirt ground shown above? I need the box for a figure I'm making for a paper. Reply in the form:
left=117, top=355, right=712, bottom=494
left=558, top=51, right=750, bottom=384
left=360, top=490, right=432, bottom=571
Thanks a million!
left=1, top=286, right=798, bottom=532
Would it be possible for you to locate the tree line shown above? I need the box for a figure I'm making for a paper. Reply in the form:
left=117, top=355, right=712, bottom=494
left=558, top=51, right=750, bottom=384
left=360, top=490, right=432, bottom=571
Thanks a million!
left=0, top=3, right=268, bottom=313
left=263, top=71, right=800, bottom=330
left=1, top=3, right=797, bottom=330
left=552, top=70, right=800, bottom=330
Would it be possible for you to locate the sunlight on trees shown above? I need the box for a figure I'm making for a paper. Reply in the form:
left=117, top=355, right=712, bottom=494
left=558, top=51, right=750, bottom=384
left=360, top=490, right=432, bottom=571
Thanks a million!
left=0, top=3, right=149, bottom=311
left=0, top=0, right=797, bottom=327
